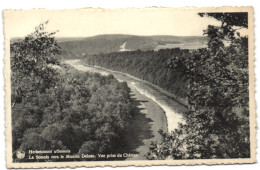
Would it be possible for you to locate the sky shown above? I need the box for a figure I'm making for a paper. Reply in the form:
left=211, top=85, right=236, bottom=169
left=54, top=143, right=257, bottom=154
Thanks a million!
left=4, top=8, right=223, bottom=38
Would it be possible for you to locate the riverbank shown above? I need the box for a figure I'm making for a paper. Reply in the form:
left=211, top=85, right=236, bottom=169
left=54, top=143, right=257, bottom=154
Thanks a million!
left=65, top=59, right=187, bottom=132
left=65, top=59, right=169, bottom=160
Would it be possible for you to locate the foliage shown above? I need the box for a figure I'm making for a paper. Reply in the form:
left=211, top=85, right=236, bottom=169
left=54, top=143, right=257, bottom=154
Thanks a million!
left=11, top=21, right=61, bottom=108
left=84, top=48, right=190, bottom=100
left=147, top=12, right=250, bottom=159
left=11, top=23, right=134, bottom=162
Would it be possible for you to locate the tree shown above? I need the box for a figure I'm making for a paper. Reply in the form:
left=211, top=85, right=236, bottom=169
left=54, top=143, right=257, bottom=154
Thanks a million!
left=198, top=13, right=248, bottom=54
left=11, top=21, right=61, bottom=108
left=11, top=28, right=135, bottom=161
left=147, top=12, right=250, bottom=159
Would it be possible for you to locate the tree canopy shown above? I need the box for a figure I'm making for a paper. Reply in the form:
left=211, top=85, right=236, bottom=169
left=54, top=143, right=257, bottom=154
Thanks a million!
left=11, top=21, right=61, bottom=108
left=11, top=22, right=134, bottom=162
left=146, top=12, right=249, bottom=159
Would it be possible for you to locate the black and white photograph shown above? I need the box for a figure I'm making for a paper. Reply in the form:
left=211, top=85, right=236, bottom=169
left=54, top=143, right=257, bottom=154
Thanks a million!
left=3, top=7, right=256, bottom=168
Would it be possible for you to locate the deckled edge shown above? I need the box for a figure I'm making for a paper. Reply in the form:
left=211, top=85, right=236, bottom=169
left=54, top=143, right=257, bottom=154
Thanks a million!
left=3, top=6, right=257, bottom=168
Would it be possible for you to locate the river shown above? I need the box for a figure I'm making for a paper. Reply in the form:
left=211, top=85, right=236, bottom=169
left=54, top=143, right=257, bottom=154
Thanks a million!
left=64, top=59, right=187, bottom=159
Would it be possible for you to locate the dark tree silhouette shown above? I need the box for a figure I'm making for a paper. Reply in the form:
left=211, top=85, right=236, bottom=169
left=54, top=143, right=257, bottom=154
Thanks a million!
left=11, top=21, right=61, bottom=108
left=11, top=23, right=134, bottom=162
left=147, top=12, right=250, bottom=159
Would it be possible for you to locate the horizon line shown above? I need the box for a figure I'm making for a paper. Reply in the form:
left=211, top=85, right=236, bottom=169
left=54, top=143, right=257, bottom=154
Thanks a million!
left=11, top=34, right=207, bottom=39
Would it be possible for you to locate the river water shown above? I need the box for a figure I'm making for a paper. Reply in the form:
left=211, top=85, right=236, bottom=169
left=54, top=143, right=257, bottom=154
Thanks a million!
left=65, top=59, right=187, bottom=133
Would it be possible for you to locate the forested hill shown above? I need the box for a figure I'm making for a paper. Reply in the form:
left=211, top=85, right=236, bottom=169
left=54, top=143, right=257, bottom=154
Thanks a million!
left=57, top=34, right=206, bottom=59
left=83, top=48, right=191, bottom=101
left=11, top=24, right=136, bottom=162
left=12, top=63, right=135, bottom=162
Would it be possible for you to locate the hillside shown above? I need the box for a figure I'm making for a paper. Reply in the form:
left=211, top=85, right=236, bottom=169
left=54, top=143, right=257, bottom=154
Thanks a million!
left=57, top=34, right=207, bottom=59
left=83, top=48, right=190, bottom=100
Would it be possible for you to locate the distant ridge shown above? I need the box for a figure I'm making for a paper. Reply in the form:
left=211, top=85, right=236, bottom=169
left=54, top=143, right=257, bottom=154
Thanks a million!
left=55, top=34, right=207, bottom=59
